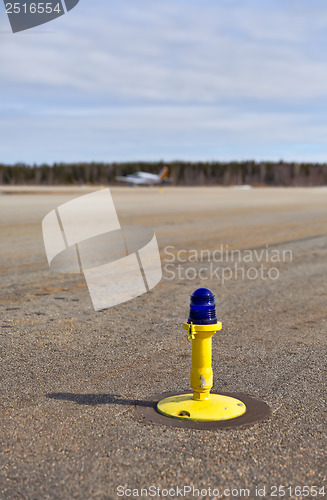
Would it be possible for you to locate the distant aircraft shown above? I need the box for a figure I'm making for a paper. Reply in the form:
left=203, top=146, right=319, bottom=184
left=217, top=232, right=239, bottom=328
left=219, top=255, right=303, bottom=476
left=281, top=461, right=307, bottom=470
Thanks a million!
left=116, top=166, right=169, bottom=186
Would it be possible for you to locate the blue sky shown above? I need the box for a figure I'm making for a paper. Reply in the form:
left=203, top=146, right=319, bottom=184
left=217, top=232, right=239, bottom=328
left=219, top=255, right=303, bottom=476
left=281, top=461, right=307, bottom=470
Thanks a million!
left=1, top=0, right=327, bottom=164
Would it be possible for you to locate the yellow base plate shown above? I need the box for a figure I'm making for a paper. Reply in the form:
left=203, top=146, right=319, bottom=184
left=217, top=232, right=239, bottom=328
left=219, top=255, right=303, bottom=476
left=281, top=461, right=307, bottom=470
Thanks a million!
left=157, top=393, right=246, bottom=421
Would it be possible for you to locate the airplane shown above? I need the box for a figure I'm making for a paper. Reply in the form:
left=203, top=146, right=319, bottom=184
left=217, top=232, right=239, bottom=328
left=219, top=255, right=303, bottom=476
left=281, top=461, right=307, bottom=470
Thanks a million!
left=115, top=166, right=169, bottom=186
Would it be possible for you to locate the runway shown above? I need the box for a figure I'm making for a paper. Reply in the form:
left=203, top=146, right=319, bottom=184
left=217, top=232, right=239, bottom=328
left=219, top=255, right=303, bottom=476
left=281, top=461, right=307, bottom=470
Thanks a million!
left=0, top=186, right=326, bottom=498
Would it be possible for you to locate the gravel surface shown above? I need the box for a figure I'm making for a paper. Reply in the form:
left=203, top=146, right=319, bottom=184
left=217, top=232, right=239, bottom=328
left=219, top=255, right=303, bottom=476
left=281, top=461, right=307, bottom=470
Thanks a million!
left=0, top=187, right=326, bottom=499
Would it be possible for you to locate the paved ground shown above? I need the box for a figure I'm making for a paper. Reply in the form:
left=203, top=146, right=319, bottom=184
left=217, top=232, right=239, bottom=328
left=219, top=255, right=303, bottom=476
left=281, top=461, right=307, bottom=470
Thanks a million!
left=0, top=186, right=326, bottom=499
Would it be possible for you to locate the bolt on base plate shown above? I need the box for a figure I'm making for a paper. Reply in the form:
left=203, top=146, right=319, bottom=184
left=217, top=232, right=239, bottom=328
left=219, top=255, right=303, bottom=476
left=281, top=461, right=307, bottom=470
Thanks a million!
left=157, top=393, right=246, bottom=421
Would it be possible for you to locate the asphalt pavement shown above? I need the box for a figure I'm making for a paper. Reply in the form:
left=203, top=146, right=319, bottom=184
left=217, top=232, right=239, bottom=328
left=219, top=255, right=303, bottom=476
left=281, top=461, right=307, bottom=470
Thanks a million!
left=0, top=186, right=326, bottom=499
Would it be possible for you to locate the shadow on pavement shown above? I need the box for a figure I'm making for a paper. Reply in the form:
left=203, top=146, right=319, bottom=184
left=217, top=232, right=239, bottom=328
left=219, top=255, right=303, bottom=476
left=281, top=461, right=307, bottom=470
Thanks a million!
left=46, top=393, right=154, bottom=407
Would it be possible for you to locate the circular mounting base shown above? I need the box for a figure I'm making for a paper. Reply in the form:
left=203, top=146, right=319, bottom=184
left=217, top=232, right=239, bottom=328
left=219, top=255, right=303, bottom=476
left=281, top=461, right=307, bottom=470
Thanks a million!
left=135, top=392, right=271, bottom=430
left=157, top=393, right=246, bottom=421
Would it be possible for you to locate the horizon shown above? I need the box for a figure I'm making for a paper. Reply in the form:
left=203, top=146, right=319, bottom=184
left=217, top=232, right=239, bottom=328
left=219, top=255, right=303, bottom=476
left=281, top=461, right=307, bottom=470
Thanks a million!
left=2, top=159, right=327, bottom=167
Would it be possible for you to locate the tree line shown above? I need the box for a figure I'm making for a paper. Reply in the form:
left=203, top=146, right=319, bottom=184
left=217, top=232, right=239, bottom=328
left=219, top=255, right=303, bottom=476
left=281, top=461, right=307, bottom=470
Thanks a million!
left=0, top=161, right=327, bottom=186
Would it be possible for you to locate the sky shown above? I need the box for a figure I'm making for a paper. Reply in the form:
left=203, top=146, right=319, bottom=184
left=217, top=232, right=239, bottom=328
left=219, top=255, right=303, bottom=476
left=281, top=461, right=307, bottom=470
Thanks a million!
left=1, top=0, right=327, bottom=164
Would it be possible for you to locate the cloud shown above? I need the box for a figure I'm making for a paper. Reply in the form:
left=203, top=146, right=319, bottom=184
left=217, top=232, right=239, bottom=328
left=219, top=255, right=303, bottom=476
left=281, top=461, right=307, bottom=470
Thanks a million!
left=1, top=0, right=327, bottom=162
left=2, top=104, right=327, bottom=163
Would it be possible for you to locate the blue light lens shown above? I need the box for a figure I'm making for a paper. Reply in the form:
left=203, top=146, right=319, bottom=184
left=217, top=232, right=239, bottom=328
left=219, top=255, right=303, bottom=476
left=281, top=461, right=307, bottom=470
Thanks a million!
left=187, top=288, right=217, bottom=325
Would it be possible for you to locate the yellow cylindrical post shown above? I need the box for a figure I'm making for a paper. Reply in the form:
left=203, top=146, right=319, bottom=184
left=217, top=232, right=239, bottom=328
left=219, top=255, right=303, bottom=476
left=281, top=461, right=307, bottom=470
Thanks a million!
left=157, top=288, right=247, bottom=421
left=191, top=330, right=214, bottom=400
